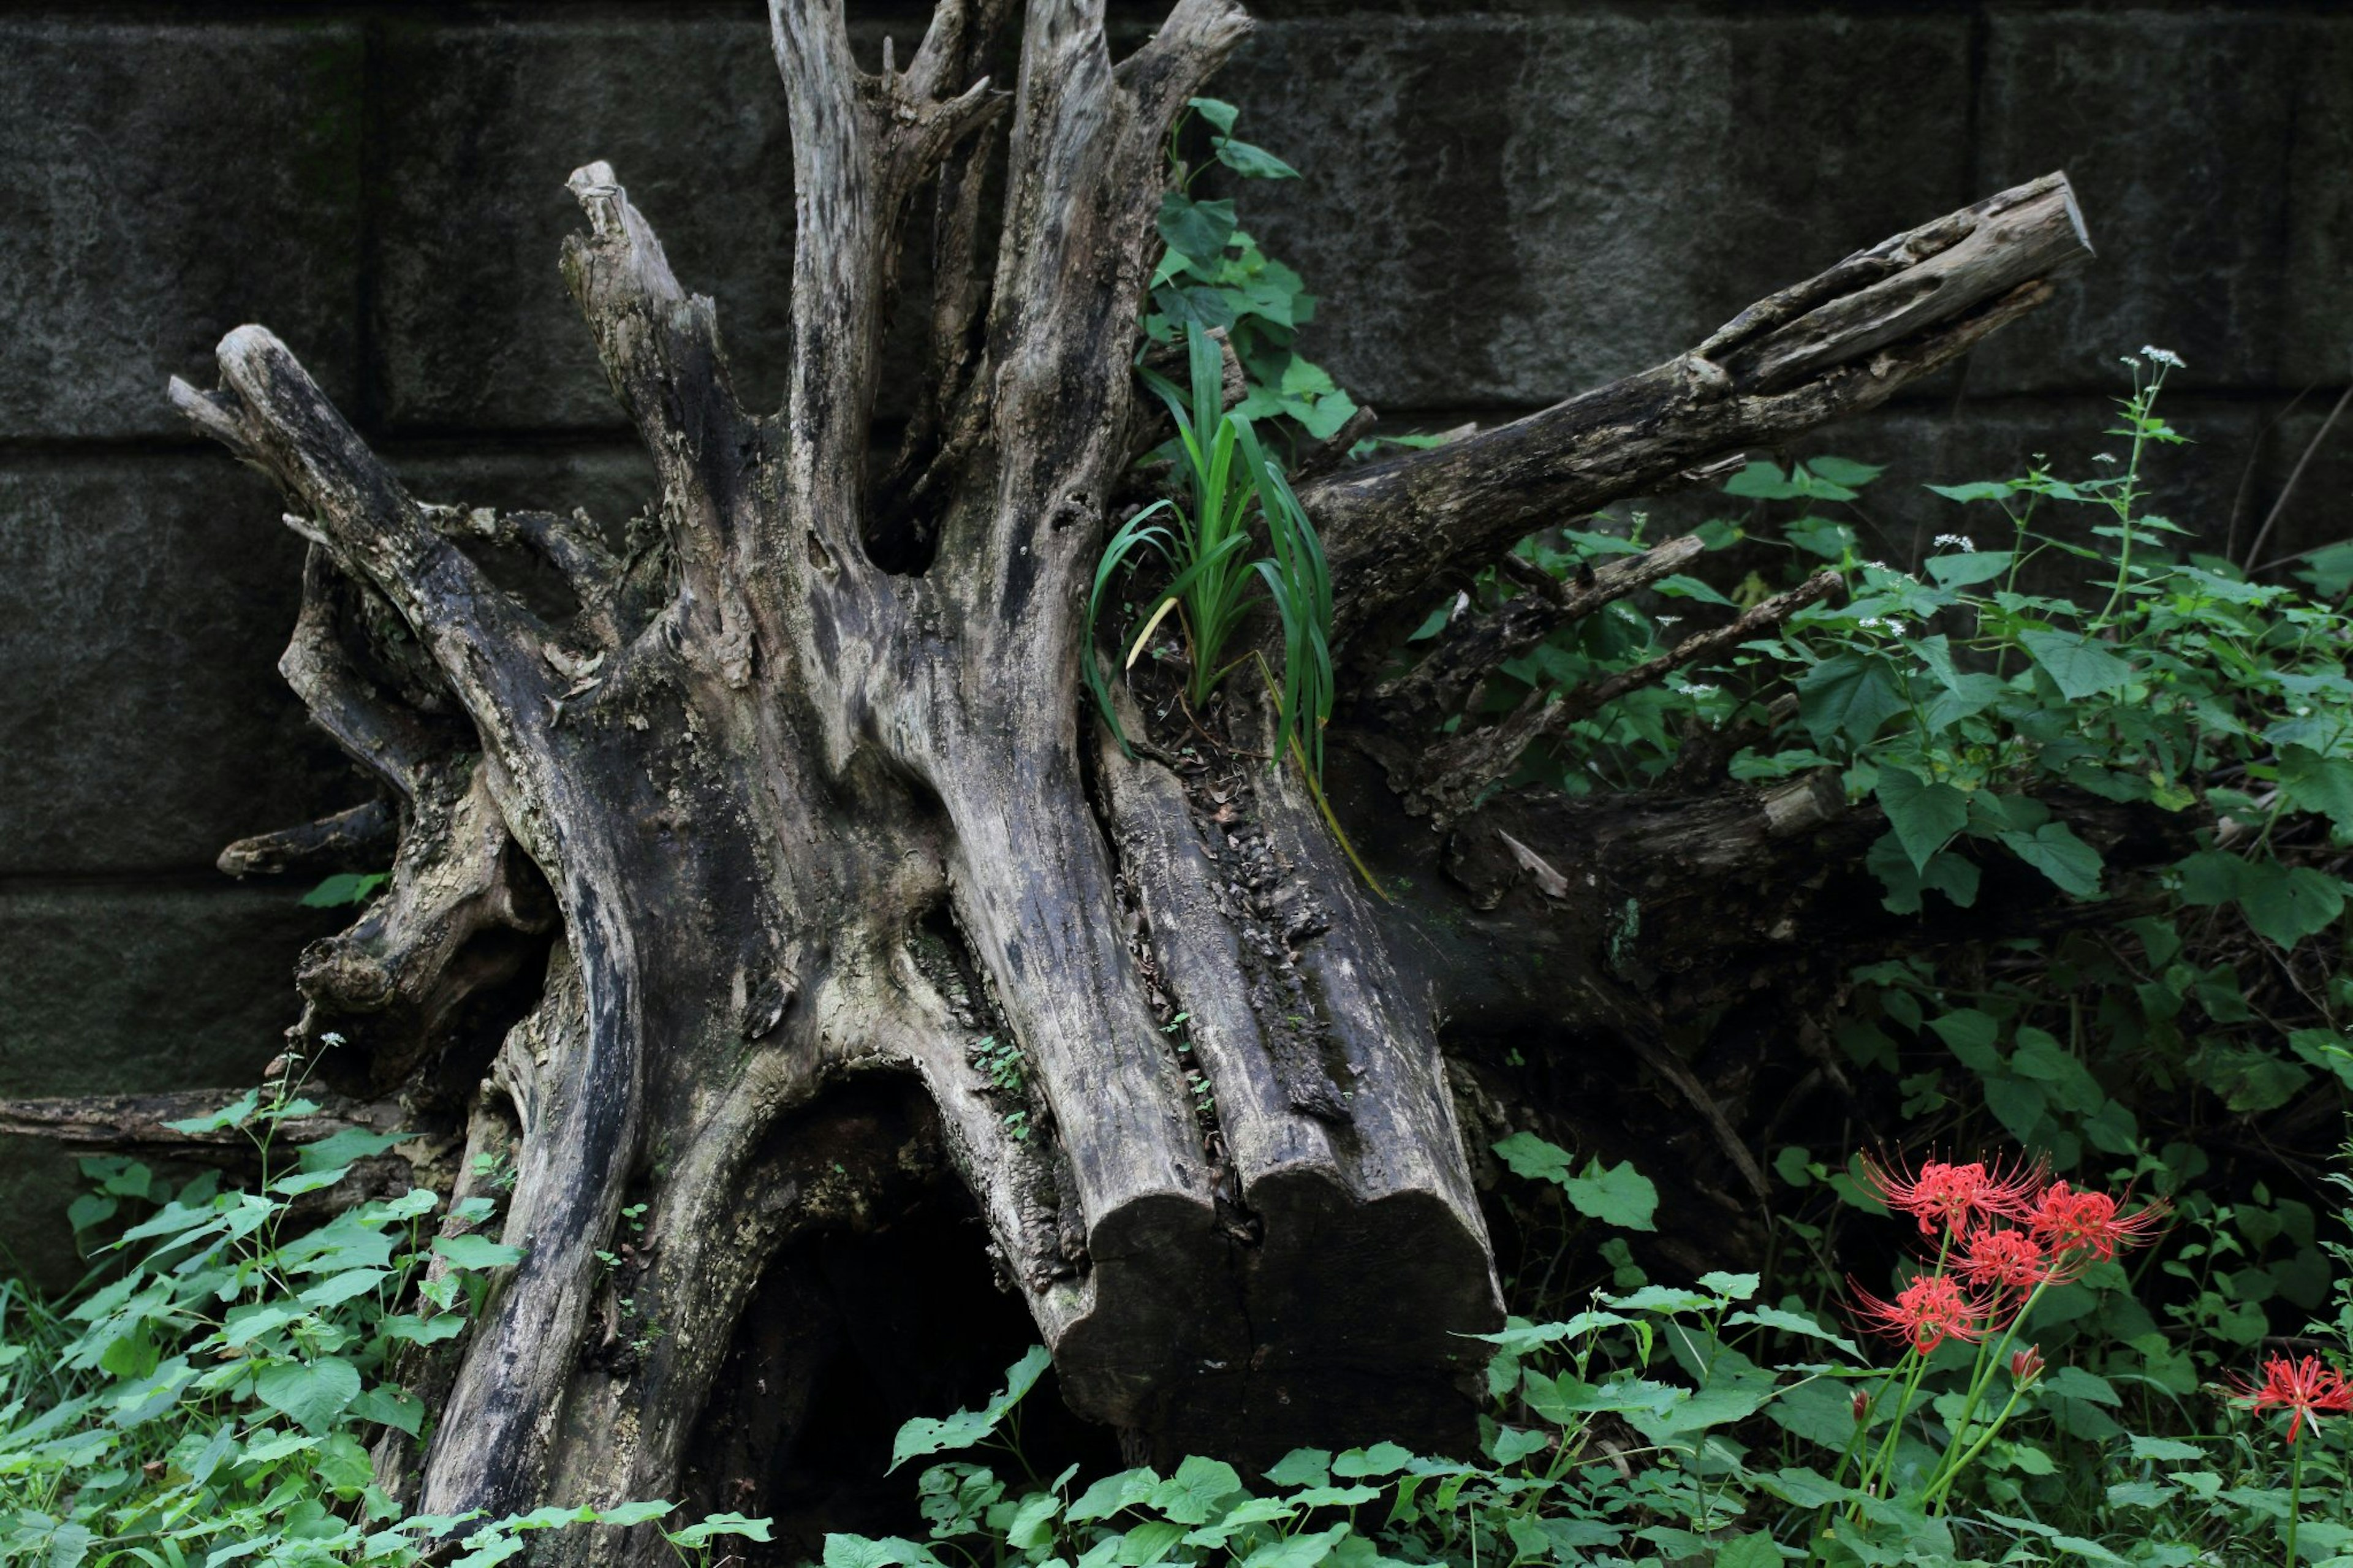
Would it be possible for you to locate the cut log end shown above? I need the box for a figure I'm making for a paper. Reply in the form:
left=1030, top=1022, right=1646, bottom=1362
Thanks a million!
left=1055, top=1177, right=1501, bottom=1463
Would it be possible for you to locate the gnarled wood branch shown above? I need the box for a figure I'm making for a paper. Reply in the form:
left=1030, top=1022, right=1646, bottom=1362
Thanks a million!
left=219, top=798, right=397, bottom=878
left=1308, top=173, right=2091, bottom=664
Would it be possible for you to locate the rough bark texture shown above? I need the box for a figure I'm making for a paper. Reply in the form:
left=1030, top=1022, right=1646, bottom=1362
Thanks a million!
left=23, top=3, right=2092, bottom=1553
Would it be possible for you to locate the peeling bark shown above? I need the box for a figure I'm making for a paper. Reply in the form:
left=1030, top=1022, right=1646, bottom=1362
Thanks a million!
left=127, top=3, right=2094, bottom=1551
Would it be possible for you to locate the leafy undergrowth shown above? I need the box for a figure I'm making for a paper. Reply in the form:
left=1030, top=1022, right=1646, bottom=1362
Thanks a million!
left=1425, top=351, right=2353, bottom=1559
left=829, top=1142, right=2353, bottom=1567
left=0, top=1064, right=768, bottom=1567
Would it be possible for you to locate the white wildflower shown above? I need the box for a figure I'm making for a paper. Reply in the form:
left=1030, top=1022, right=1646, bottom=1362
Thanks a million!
left=2093, top=453, right=2118, bottom=464
left=2139, top=345, right=2185, bottom=368
left=1864, top=559, right=1890, bottom=571
left=1673, top=681, right=1719, bottom=698
left=1654, top=615, right=1682, bottom=627
left=1933, top=533, right=1974, bottom=551
left=1858, top=616, right=1886, bottom=630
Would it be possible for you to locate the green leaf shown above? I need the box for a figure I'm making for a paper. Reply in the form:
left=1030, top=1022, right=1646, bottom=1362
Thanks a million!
left=268, top=1167, right=350, bottom=1196
left=2041, top=1366, right=2120, bottom=1406
left=2127, top=1434, right=2205, bottom=1462
left=1927, top=1008, right=2000, bottom=1067
left=1982, top=1075, right=2048, bottom=1145
left=296, top=1127, right=407, bottom=1173
left=1214, top=138, right=1300, bottom=180
left=1727, top=1306, right=1862, bottom=1360
left=1924, top=551, right=2014, bottom=588
left=2017, top=629, right=2133, bottom=700
left=254, top=1355, right=362, bottom=1434
left=1866, top=833, right=1980, bottom=912
left=1795, top=654, right=1906, bottom=748
left=1754, top=1466, right=1852, bottom=1509
left=1699, top=1270, right=1760, bottom=1300
left=2288, top=1028, right=2353, bottom=1089
left=379, top=1312, right=466, bottom=1346
left=1780, top=515, right=1854, bottom=559
left=1724, top=460, right=1804, bottom=500
left=1483, top=1425, right=1549, bottom=1465
left=1262, top=1449, right=1330, bottom=1488
left=824, top=1536, right=942, bottom=1568
left=1713, top=1531, right=1780, bottom=1568
left=433, top=1234, right=525, bottom=1271
left=1998, top=822, right=2104, bottom=898
left=302, top=871, right=389, bottom=908
left=1005, top=1491, right=1063, bottom=1551
left=1803, top=455, right=1883, bottom=487
left=1653, top=573, right=1735, bottom=607
left=1490, top=1131, right=1572, bottom=1183
left=2192, top=1043, right=2310, bottom=1113
left=2175, top=848, right=2244, bottom=906
left=350, top=1385, right=423, bottom=1436
left=163, top=1089, right=261, bottom=1135
left=1156, top=193, right=1236, bottom=263
left=1557, top=1159, right=1658, bottom=1231
left=1328, top=1442, right=1416, bottom=1479
left=890, top=1346, right=1051, bottom=1471
left=1070, top=1467, right=1161, bottom=1523
left=1186, top=96, right=1240, bottom=134
left=2236, top=860, right=2346, bottom=946
left=1874, top=768, right=1968, bottom=873
left=1606, top=1285, right=1716, bottom=1314
left=1237, top=1524, right=1348, bottom=1568
left=221, top=1301, right=309, bottom=1347
left=1184, top=1496, right=1298, bottom=1548
left=1099, top=1521, right=1181, bottom=1568
left=1149, top=1455, right=1247, bottom=1524
left=667, top=1513, right=775, bottom=1548
left=2280, top=746, right=2353, bottom=833
left=1926, top=479, right=2018, bottom=503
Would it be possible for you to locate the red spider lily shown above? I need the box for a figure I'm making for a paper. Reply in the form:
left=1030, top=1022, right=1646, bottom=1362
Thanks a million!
left=1851, top=1271, right=1995, bottom=1355
left=2010, top=1346, right=2045, bottom=1387
left=2025, top=1181, right=2171, bottom=1265
left=1858, top=1151, right=2045, bottom=1237
left=2232, top=1354, right=2353, bottom=1443
left=1957, top=1225, right=2061, bottom=1292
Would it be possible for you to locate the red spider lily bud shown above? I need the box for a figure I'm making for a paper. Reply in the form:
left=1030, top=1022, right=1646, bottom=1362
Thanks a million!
left=2010, top=1346, right=2045, bottom=1387
left=1852, top=1389, right=1871, bottom=1422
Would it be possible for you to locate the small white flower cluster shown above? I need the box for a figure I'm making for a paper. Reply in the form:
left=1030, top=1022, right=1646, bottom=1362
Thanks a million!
left=1654, top=614, right=1682, bottom=627
left=2139, top=345, right=2186, bottom=368
left=1672, top=680, right=1719, bottom=698
left=1857, top=616, right=1909, bottom=635
left=2093, top=453, right=2118, bottom=464
left=1933, top=533, right=1975, bottom=551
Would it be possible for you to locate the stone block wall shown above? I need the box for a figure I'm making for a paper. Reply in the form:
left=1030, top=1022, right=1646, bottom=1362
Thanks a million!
left=2, top=0, right=2346, bottom=1285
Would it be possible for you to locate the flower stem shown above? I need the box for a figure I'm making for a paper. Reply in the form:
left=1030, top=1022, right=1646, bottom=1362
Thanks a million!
left=1923, top=1381, right=2029, bottom=1514
left=1923, top=1279, right=2047, bottom=1499
left=2286, top=1437, right=2304, bottom=1568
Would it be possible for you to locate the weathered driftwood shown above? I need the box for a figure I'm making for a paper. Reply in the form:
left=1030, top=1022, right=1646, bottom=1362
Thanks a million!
left=1304, top=173, right=2091, bottom=661
left=103, top=0, right=2096, bottom=1550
